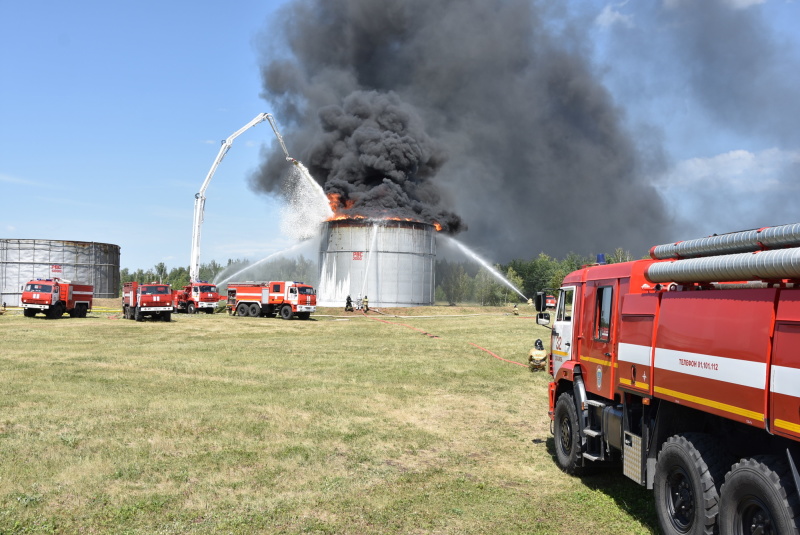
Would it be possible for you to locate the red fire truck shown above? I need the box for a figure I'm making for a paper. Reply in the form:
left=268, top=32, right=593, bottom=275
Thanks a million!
left=172, top=282, right=219, bottom=314
left=21, top=278, right=93, bottom=318
left=122, top=281, right=173, bottom=322
left=535, top=222, right=800, bottom=534
left=226, top=281, right=316, bottom=320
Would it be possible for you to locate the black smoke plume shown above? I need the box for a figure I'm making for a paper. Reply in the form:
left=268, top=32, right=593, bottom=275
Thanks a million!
left=251, top=0, right=672, bottom=260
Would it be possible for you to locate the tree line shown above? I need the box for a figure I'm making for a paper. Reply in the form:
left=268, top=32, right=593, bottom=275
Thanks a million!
left=121, top=248, right=636, bottom=305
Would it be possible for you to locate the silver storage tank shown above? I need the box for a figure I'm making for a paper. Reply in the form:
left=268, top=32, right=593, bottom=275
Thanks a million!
left=318, top=219, right=436, bottom=307
left=0, top=239, right=120, bottom=306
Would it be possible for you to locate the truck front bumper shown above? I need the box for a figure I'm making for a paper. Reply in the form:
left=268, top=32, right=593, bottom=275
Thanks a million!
left=141, top=306, right=174, bottom=312
left=296, top=305, right=316, bottom=313
left=23, top=303, right=50, bottom=310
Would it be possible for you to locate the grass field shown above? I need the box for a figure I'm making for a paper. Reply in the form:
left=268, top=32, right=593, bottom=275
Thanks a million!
left=0, top=305, right=657, bottom=534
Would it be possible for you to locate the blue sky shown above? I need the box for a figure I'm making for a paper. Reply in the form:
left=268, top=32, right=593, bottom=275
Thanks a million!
left=1, top=1, right=292, bottom=270
left=2, top=0, right=799, bottom=270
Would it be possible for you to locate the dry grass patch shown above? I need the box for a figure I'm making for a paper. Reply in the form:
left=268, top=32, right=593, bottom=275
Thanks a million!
left=0, top=308, right=656, bottom=534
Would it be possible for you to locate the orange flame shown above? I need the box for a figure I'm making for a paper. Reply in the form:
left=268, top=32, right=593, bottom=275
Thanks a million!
left=326, top=193, right=442, bottom=231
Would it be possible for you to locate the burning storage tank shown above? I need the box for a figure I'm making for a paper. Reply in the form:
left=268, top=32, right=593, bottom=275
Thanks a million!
left=0, top=239, right=120, bottom=306
left=318, top=219, right=436, bottom=307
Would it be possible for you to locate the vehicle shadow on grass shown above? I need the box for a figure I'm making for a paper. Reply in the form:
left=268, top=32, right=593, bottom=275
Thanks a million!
left=545, top=437, right=658, bottom=532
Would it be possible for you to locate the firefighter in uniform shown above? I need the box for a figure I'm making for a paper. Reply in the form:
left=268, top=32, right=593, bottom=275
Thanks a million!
left=345, top=295, right=353, bottom=312
left=363, top=295, right=369, bottom=312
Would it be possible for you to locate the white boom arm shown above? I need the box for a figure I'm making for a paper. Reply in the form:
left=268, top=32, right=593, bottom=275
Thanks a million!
left=189, top=113, right=293, bottom=282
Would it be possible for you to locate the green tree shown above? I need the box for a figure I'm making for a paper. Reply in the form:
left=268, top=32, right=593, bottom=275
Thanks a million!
left=501, top=266, right=525, bottom=305
left=440, top=263, right=472, bottom=305
left=474, top=267, right=504, bottom=306
left=606, top=248, right=634, bottom=264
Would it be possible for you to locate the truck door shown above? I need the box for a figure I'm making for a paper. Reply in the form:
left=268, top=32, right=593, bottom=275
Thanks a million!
left=582, top=279, right=619, bottom=399
left=552, top=286, right=577, bottom=377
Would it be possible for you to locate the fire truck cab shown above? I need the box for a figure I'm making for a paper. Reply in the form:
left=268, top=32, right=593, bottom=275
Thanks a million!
left=536, top=223, right=800, bottom=535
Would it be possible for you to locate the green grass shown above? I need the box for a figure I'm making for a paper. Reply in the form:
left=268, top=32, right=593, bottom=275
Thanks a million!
left=0, top=308, right=656, bottom=534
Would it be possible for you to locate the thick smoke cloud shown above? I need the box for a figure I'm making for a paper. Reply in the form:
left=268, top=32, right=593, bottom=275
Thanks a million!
left=251, top=0, right=672, bottom=260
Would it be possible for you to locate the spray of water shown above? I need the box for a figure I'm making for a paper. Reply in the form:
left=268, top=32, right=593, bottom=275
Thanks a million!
left=280, top=161, right=334, bottom=241
left=291, top=160, right=331, bottom=213
left=213, top=240, right=311, bottom=286
left=358, top=223, right=380, bottom=298
left=442, top=235, right=528, bottom=301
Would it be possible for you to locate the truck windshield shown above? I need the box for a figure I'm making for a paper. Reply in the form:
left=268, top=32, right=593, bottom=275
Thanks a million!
left=197, top=285, right=217, bottom=293
left=297, top=287, right=315, bottom=295
left=25, top=284, right=52, bottom=292
left=142, top=286, right=170, bottom=295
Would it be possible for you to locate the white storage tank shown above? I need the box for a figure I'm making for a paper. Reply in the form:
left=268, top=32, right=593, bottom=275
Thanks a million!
left=0, top=239, right=120, bottom=306
left=318, top=219, right=436, bottom=307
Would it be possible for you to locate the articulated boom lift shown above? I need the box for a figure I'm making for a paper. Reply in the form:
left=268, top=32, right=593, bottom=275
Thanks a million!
left=189, top=113, right=293, bottom=282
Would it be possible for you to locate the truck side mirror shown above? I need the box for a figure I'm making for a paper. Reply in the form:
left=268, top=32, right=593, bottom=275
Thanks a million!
left=537, top=312, right=551, bottom=326
left=534, top=292, right=547, bottom=312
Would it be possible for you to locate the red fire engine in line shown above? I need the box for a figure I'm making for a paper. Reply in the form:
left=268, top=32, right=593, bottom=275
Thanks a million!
left=535, top=222, right=800, bottom=535
left=122, top=281, right=173, bottom=322
left=21, top=278, right=93, bottom=318
left=172, top=282, right=219, bottom=314
left=226, top=281, right=316, bottom=320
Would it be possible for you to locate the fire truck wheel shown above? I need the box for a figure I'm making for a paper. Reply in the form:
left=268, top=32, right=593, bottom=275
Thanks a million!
left=162, top=312, right=171, bottom=322
left=298, top=312, right=310, bottom=320
left=236, top=303, right=248, bottom=317
left=718, top=456, right=800, bottom=535
left=24, top=308, right=36, bottom=317
left=248, top=303, right=261, bottom=317
left=654, top=434, right=724, bottom=535
left=135, top=307, right=143, bottom=322
left=280, top=305, right=294, bottom=320
left=47, top=303, right=63, bottom=319
left=553, top=392, right=583, bottom=475
left=79, top=304, right=88, bottom=318
left=187, top=303, right=196, bottom=314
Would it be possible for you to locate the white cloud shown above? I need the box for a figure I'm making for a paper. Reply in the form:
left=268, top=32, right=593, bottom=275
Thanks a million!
left=596, top=2, right=634, bottom=29
left=664, top=0, right=765, bottom=9
left=657, top=148, right=800, bottom=192
left=655, top=147, right=800, bottom=236
left=0, top=173, right=37, bottom=185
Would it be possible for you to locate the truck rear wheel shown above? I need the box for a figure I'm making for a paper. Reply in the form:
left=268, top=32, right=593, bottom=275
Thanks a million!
left=280, top=305, right=293, bottom=320
left=236, top=303, right=248, bottom=317
left=553, top=392, right=583, bottom=475
left=654, top=433, right=725, bottom=535
left=248, top=303, right=260, bottom=317
left=719, top=456, right=800, bottom=535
